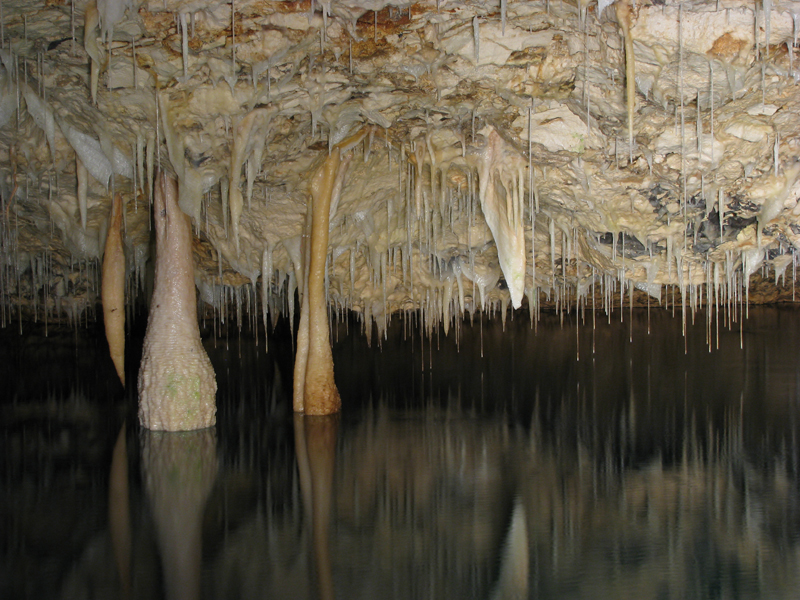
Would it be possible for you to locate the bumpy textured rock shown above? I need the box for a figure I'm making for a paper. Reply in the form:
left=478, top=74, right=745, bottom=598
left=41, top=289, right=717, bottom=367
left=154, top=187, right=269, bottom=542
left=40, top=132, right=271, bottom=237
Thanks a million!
left=138, top=172, right=216, bottom=431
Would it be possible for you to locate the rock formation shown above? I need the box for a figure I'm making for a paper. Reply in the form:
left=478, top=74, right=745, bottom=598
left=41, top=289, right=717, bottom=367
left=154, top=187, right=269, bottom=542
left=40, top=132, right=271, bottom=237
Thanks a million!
left=138, top=171, right=216, bottom=431
left=1, top=0, right=800, bottom=343
left=102, top=192, right=126, bottom=386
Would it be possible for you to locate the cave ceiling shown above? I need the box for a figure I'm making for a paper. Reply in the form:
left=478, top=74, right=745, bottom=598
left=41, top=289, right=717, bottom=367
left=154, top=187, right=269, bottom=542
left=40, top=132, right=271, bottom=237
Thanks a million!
left=1, top=0, right=800, bottom=334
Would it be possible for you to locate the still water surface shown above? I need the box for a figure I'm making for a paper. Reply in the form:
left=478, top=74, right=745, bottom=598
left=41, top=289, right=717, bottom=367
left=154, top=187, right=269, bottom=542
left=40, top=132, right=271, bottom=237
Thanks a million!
left=3, top=307, right=800, bottom=599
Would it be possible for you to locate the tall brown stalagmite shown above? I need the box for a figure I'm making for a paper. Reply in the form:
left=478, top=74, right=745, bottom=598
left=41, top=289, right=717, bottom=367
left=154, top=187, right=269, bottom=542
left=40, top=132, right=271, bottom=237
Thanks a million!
left=102, top=193, right=126, bottom=387
left=300, top=148, right=342, bottom=415
left=138, top=172, right=217, bottom=431
left=294, top=129, right=367, bottom=414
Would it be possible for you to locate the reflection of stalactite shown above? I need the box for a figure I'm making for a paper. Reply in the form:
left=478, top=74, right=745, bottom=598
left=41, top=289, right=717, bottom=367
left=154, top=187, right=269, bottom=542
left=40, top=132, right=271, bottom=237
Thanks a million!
left=295, top=414, right=338, bottom=600
left=141, top=428, right=218, bottom=600
left=108, top=424, right=131, bottom=600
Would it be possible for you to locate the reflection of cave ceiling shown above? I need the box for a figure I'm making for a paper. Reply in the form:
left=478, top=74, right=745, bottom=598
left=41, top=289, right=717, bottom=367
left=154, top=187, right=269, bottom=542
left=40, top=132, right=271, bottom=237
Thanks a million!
left=2, top=0, right=800, bottom=333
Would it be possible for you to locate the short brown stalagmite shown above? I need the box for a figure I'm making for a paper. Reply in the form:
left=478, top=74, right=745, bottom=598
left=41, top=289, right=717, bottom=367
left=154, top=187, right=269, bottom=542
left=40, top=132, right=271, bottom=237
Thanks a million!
left=102, top=193, right=126, bottom=387
left=138, top=172, right=217, bottom=431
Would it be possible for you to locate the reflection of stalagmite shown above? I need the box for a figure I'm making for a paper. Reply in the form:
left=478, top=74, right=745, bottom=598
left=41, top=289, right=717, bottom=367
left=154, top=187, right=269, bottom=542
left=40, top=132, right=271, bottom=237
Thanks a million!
left=295, top=414, right=339, bottom=600
left=138, top=172, right=217, bottom=431
left=294, top=128, right=365, bottom=415
left=108, top=424, right=131, bottom=600
left=102, top=193, right=126, bottom=387
left=141, top=429, right=218, bottom=600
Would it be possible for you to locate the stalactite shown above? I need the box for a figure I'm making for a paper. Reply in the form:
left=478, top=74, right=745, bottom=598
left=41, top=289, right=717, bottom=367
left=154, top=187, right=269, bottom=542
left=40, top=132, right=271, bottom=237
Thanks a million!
left=84, top=1, right=102, bottom=105
left=615, top=0, right=635, bottom=161
left=475, top=128, right=526, bottom=308
left=230, top=109, right=268, bottom=255
left=102, top=193, right=125, bottom=386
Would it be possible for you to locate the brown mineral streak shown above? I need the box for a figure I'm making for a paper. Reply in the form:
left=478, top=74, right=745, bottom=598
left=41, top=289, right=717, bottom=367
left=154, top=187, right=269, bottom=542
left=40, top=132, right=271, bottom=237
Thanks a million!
left=102, top=193, right=126, bottom=387
left=138, top=172, right=216, bottom=431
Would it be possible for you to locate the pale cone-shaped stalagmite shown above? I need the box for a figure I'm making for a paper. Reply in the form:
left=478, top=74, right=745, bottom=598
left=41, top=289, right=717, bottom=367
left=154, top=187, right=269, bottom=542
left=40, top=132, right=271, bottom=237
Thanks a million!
left=138, top=171, right=216, bottom=431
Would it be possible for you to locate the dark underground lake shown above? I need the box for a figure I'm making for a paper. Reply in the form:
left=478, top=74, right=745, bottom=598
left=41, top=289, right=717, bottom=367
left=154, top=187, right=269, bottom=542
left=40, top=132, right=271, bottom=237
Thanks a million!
left=3, top=306, right=800, bottom=600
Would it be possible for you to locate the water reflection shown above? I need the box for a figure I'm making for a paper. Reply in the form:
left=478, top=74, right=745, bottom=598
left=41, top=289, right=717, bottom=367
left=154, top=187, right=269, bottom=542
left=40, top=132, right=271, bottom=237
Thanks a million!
left=140, top=428, right=217, bottom=600
left=295, top=414, right=338, bottom=600
left=109, top=425, right=132, bottom=600
left=4, top=308, right=800, bottom=599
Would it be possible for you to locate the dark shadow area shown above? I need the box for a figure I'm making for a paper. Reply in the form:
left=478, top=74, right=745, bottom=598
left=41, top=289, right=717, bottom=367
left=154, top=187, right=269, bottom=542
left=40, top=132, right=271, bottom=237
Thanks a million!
left=3, top=306, right=800, bottom=599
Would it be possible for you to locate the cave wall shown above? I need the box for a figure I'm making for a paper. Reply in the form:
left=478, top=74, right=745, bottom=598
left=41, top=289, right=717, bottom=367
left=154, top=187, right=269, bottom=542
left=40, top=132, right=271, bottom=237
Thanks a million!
left=1, top=0, right=800, bottom=335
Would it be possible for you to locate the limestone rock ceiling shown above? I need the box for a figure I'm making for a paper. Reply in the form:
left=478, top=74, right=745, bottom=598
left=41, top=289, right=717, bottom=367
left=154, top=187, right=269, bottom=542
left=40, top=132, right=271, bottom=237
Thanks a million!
left=1, top=0, right=799, bottom=333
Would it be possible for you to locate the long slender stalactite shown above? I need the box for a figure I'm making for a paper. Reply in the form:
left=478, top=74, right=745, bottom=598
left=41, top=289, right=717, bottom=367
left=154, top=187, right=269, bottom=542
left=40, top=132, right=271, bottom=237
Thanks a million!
left=102, top=192, right=125, bottom=387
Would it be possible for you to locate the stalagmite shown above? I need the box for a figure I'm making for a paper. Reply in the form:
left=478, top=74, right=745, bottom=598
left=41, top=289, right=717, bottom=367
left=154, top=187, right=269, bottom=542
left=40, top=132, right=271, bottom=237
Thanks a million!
left=102, top=192, right=125, bottom=387
left=297, top=147, right=343, bottom=414
left=138, top=172, right=216, bottom=431
left=294, top=129, right=365, bottom=414
left=615, top=0, right=635, bottom=159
